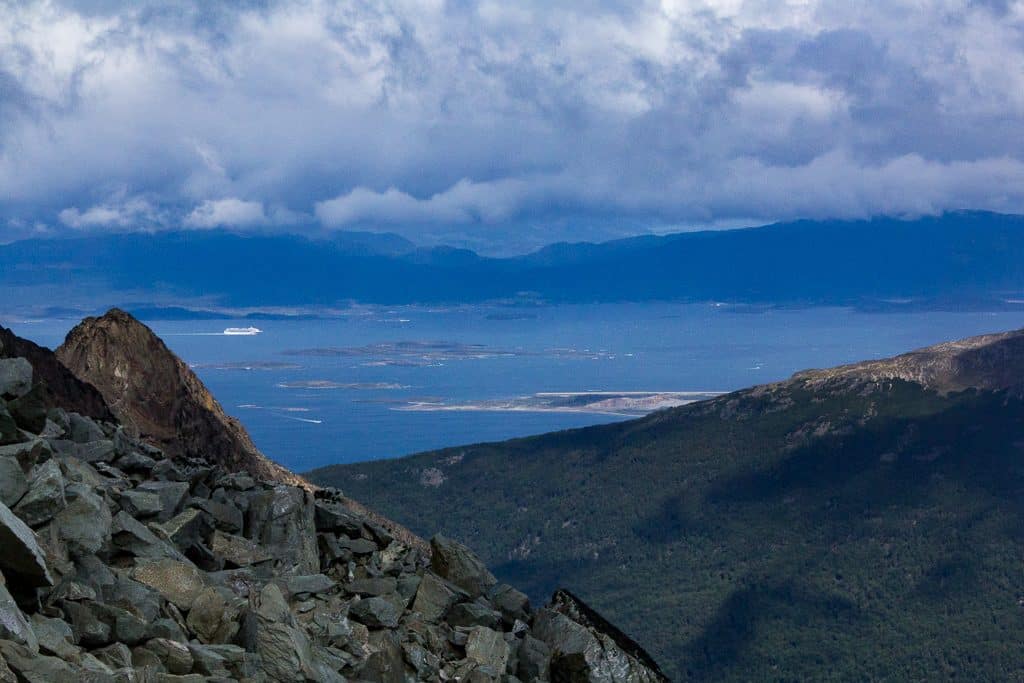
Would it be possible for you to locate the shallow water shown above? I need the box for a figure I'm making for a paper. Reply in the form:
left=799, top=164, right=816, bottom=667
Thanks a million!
left=10, top=303, right=1024, bottom=471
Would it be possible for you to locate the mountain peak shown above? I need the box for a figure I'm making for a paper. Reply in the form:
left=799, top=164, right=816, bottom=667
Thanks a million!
left=55, top=308, right=304, bottom=486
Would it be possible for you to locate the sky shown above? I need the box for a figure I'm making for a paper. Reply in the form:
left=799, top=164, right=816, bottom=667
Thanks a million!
left=2, top=0, right=1024, bottom=254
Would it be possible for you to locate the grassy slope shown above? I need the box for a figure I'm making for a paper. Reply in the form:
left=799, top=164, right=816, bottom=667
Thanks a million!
left=310, top=379, right=1024, bottom=680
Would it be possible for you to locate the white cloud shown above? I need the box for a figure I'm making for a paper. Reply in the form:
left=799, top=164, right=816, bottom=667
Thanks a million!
left=184, top=198, right=268, bottom=229
left=58, top=197, right=158, bottom=229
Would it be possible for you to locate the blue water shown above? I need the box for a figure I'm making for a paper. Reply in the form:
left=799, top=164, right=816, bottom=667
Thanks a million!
left=9, top=303, right=1024, bottom=471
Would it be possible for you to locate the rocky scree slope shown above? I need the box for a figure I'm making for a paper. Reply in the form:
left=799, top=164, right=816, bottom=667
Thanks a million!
left=0, top=329, right=666, bottom=681
left=312, top=328, right=1024, bottom=681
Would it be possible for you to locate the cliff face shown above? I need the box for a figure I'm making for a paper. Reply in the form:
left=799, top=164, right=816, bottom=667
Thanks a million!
left=55, top=309, right=302, bottom=488
left=0, top=322, right=667, bottom=681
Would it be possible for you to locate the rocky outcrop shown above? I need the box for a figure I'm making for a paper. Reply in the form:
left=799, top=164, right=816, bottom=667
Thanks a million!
left=793, top=327, right=1024, bottom=394
left=0, top=329, right=666, bottom=681
left=56, top=308, right=300, bottom=487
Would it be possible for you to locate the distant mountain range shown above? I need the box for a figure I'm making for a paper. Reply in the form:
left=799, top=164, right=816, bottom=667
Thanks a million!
left=4, top=211, right=1024, bottom=312
left=309, top=327, right=1024, bottom=680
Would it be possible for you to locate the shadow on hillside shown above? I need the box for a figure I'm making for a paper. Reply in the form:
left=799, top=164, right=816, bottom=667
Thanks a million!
left=680, top=580, right=859, bottom=679
left=707, top=391, right=1024, bottom=514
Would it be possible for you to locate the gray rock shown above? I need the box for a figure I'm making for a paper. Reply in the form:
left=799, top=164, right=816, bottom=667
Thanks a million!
left=185, top=586, right=239, bottom=644
left=0, top=580, right=38, bottom=652
left=62, top=600, right=112, bottom=647
left=247, top=485, right=319, bottom=574
left=0, top=440, right=50, bottom=471
left=189, top=498, right=242, bottom=533
left=314, top=503, right=365, bottom=537
left=131, top=558, right=208, bottom=611
left=448, top=601, right=502, bottom=630
left=489, top=583, right=531, bottom=625
left=0, top=640, right=76, bottom=683
left=91, top=642, right=133, bottom=670
left=67, top=413, right=105, bottom=444
left=29, top=614, right=78, bottom=660
left=14, top=458, right=66, bottom=527
left=412, top=571, right=459, bottom=622
left=115, top=452, right=156, bottom=474
left=465, top=626, right=511, bottom=672
left=117, top=489, right=163, bottom=518
left=517, top=634, right=551, bottom=681
left=7, top=384, right=49, bottom=434
left=361, top=629, right=406, bottom=683
left=346, top=576, right=397, bottom=598
left=338, top=536, right=378, bottom=555
left=157, top=508, right=212, bottom=552
left=210, top=530, right=271, bottom=567
left=137, top=638, right=194, bottom=675
left=0, top=359, right=32, bottom=399
left=88, top=601, right=149, bottom=646
left=53, top=483, right=112, bottom=558
left=73, top=439, right=116, bottom=464
left=430, top=533, right=497, bottom=598
left=136, top=481, right=189, bottom=522
left=187, top=642, right=232, bottom=677
left=283, top=573, right=336, bottom=599
left=0, top=500, right=53, bottom=586
left=350, top=596, right=401, bottom=629
left=0, top=457, right=27, bottom=508
left=0, top=404, right=21, bottom=446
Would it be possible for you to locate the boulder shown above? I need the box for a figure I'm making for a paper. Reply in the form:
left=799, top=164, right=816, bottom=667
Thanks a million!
left=135, top=482, right=189, bottom=523
left=350, top=596, right=401, bottom=629
left=13, top=459, right=66, bottom=527
left=209, top=530, right=271, bottom=567
left=29, top=615, right=78, bottom=661
left=465, top=626, right=510, bottom=672
left=430, top=534, right=497, bottom=598
left=67, top=413, right=105, bottom=444
left=131, top=559, right=207, bottom=611
left=0, top=581, right=38, bottom=652
left=247, top=485, right=319, bottom=574
left=7, top=384, right=49, bottom=434
left=489, top=583, right=531, bottom=625
left=0, top=359, right=32, bottom=399
left=185, top=587, right=239, bottom=644
left=117, top=489, right=163, bottom=518
left=517, top=634, right=551, bottom=681
left=0, top=501, right=53, bottom=587
left=53, top=483, right=112, bottom=558
left=0, top=457, right=28, bottom=508
left=0, top=405, right=20, bottom=446
left=448, top=602, right=502, bottom=630
left=0, top=640, right=76, bottom=683
left=412, top=571, right=459, bottom=622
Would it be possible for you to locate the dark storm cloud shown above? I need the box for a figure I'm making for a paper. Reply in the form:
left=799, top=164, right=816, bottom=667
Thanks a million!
left=2, top=0, right=1024, bottom=252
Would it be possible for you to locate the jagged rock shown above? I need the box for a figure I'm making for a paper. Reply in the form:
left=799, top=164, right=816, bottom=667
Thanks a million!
left=135, top=638, right=193, bottom=675
left=29, top=615, right=78, bottom=661
left=0, top=501, right=53, bottom=587
left=489, top=583, right=531, bottom=625
left=131, top=559, right=207, bottom=611
left=0, top=457, right=27, bottom=508
left=62, top=601, right=112, bottom=647
left=72, top=439, right=115, bottom=464
left=209, top=530, right=271, bottom=567
left=346, top=576, right=397, bottom=598
left=157, top=508, right=211, bottom=552
left=350, top=596, right=401, bottom=629
left=412, top=571, right=460, bottom=622
left=0, top=359, right=32, bottom=400
left=185, top=587, right=239, bottom=644
left=430, top=533, right=497, bottom=598
left=247, top=485, right=319, bottom=574
left=116, top=489, right=163, bottom=518
left=518, top=634, right=552, bottom=681
left=465, top=626, right=511, bottom=672
left=135, top=482, right=189, bottom=523
left=337, top=536, right=377, bottom=555
left=283, top=574, right=336, bottom=599
left=0, top=581, right=38, bottom=652
left=189, top=498, right=242, bottom=533
left=14, top=459, right=66, bottom=527
left=88, top=601, right=149, bottom=646
left=448, top=601, right=502, bottom=629
left=53, top=483, right=112, bottom=558
left=0, top=440, right=50, bottom=472
left=92, top=642, right=133, bottom=670
left=314, top=503, right=365, bottom=537
left=67, top=414, right=105, bottom=444
left=362, top=629, right=406, bottom=683
left=7, top=384, right=49, bottom=434
left=0, top=404, right=20, bottom=446
left=0, top=640, right=76, bottom=682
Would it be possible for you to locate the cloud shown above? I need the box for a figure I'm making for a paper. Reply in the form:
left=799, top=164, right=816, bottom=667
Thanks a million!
left=58, top=198, right=159, bottom=229
left=1, top=1, right=1024, bottom=251
left=184, top=198, right=268, bottom=228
